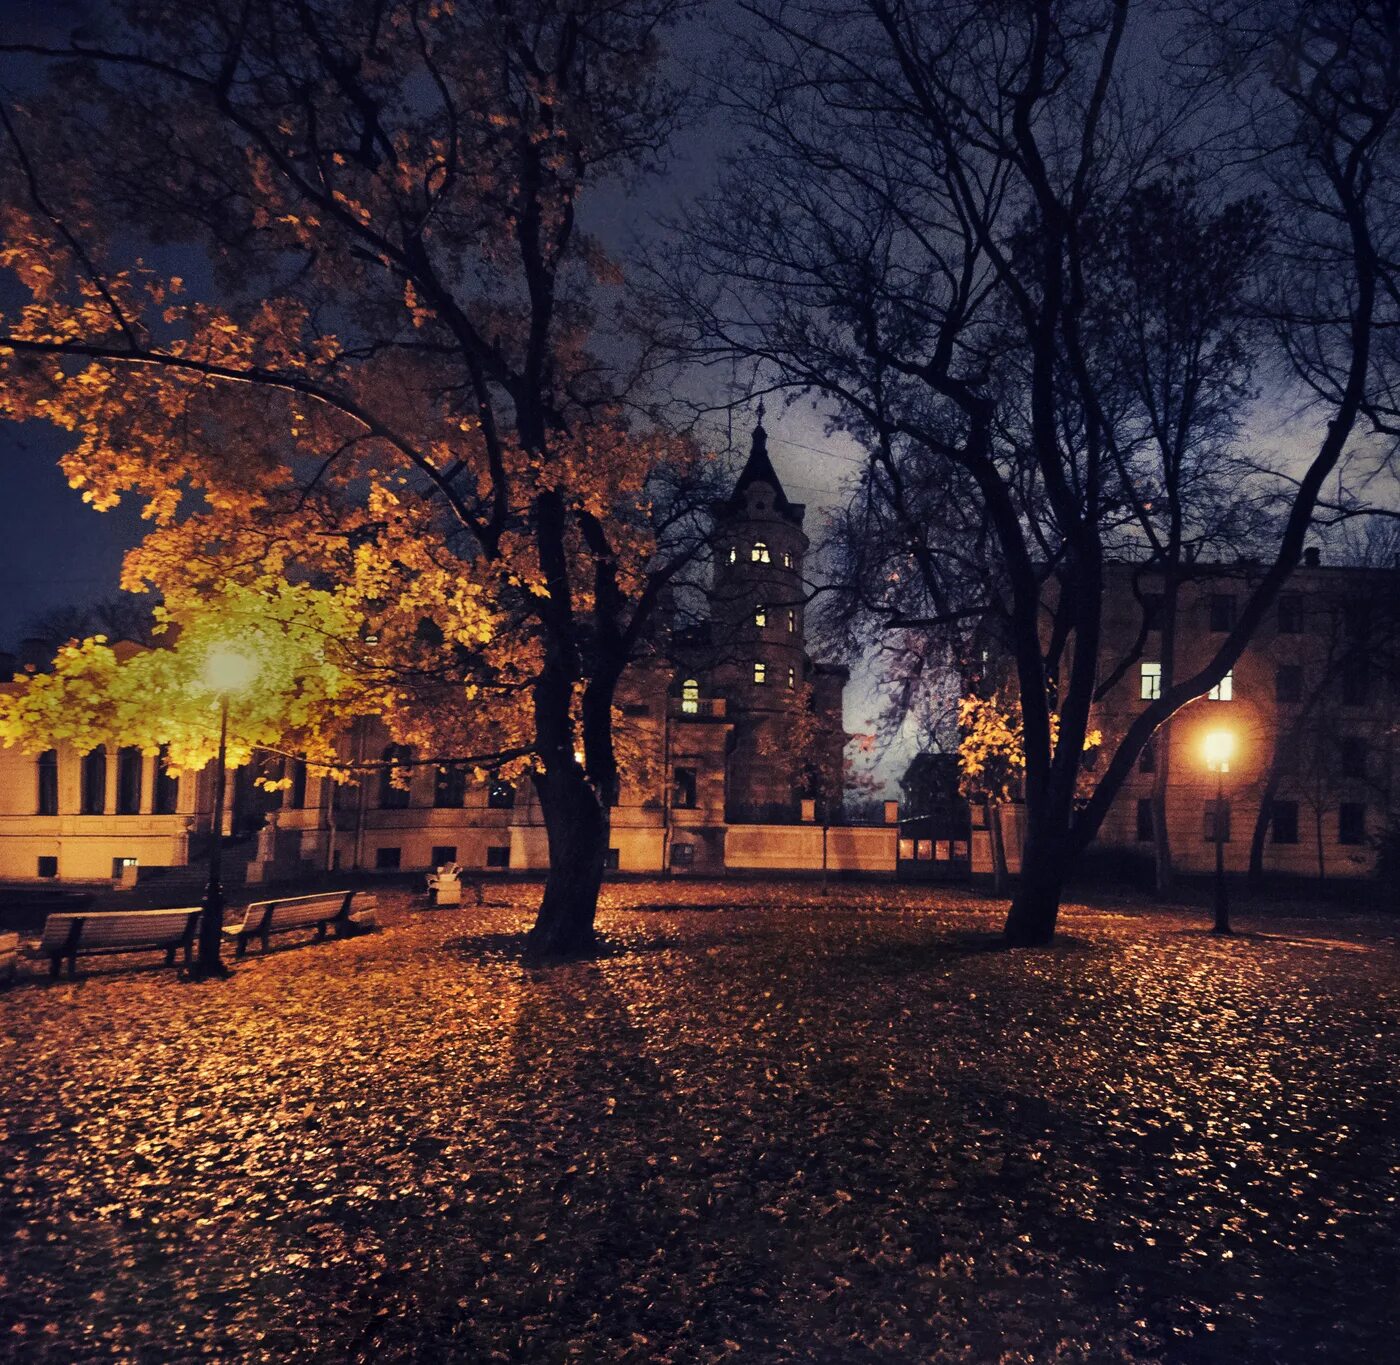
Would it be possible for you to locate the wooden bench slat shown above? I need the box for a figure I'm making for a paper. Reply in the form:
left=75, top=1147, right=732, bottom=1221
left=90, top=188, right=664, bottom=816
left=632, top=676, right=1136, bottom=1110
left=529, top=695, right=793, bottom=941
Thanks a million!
left=39, top=908, right=201, bottom=979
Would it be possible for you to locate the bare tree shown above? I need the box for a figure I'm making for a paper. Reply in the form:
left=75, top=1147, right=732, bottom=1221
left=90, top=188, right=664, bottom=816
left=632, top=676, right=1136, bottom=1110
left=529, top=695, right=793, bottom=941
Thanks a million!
left=655, top=0, right=1400, bottom=943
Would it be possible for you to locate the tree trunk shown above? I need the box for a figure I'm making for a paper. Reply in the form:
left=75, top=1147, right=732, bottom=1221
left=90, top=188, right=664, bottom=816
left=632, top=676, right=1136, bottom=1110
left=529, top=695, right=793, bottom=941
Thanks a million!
left=527, top=760, right=607, bottom=961
left=1151, top=721, right=1174, bottom=894
left=986, top=797, right=1008, bottom=895
left=1248, top=764, right=1281, bottom=886
left=1003, top=825, right=1066, bottom=946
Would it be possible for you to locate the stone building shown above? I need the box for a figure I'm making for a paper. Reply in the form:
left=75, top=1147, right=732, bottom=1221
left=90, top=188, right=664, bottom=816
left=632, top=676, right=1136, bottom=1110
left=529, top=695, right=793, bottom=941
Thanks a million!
left=0, top=421, right=888, bottom=885
left=977, top=553, right=1400, bottom=883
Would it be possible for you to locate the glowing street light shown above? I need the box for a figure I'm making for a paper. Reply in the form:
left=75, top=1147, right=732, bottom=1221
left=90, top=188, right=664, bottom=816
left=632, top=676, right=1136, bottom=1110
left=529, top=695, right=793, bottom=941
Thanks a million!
left=1203, top=726, right=1236, bottom=936
left=194, top=643, right=261, bottom=979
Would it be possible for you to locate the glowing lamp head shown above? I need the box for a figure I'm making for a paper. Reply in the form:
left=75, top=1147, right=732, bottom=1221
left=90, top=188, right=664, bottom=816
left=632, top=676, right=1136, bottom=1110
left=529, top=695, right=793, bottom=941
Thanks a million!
left=1202, top=728, right=1236, bottom=773
left=201, top=644, right=260, bottom=697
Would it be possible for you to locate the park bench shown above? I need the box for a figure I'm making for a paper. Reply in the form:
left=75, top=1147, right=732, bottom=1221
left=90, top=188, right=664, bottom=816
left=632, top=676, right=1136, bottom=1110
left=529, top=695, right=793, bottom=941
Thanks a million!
left=222, top=890, right=377, bottom=957
left=38, top=908, right=202, bottom=979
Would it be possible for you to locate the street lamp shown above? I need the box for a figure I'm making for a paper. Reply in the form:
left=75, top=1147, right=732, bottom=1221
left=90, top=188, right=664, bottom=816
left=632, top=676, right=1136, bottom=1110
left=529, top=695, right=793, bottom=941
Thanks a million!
left=194, top=644, right=260, bottom=979
left=1202, top=727, right=1236, bottom=937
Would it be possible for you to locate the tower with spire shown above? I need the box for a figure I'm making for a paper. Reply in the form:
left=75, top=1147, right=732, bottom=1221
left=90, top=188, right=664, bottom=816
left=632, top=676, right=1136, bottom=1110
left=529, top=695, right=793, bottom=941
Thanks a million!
left=699, top=409, right=848, bottom=821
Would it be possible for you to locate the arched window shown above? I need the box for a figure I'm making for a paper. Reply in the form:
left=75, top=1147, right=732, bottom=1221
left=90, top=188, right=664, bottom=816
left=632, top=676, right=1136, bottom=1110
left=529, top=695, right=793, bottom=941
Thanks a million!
left=80, top=746, right=107, bottom=815
left=727, top=546, right=737, bottom=565
left=681, top=678, right=700, bottom=714
left=787, top=666, right=796, bottom=689
left=36, top=749, right=58, bottom=816
left=754, top=604, right=767, bottom=628
left=783, top=551, right=793, bottom=569
left=751, top=541, right=771, bottom=564
left=153, top=747, right=179, bottom=815
left=787, top=608, right=796, bottom=634
left=379, top=744, right=413, bottom=809
left=117, top=746, right=143, bottom=814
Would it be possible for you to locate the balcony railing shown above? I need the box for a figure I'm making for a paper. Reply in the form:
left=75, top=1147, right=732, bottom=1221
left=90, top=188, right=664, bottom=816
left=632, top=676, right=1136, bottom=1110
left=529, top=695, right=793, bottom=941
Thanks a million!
left=672, top=697, right=727, bottom=720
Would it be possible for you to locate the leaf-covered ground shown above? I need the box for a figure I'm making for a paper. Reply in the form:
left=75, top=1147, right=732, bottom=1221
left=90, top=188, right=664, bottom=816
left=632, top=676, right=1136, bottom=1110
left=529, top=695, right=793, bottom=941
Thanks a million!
left=1, top=882, right=1396, bottom=1363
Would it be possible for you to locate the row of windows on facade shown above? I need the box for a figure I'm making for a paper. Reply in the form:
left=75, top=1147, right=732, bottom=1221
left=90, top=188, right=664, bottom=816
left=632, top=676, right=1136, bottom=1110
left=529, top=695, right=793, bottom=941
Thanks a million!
left=727, top=542, right=795, bottom=568
left=368, top=844, right=648, bottom=871
left=1141, top=591, right=1375, bottom=637
left=1139, top=660, right=1375, bottom=705
left=1135, top=735, right=1375, bottom=779
left=375, top=748, right=516, bottom=810
left=1135, top=798, right=1369, bottom=846
left=35, top=747, right=180, bottom=817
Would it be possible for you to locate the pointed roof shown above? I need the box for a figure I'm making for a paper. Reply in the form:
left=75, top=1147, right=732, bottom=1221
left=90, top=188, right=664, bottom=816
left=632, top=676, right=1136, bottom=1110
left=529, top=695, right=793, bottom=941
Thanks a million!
left=719, top=405, right=805, bottom=526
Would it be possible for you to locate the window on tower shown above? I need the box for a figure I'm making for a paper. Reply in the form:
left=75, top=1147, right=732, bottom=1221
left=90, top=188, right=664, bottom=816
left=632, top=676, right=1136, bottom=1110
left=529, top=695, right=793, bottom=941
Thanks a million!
left=681, top=678, right=699, bottom=714
left=787, top=666, right=795, bottom=689
left=752, top=541, right=770, bottom=564
left=753, top=662, right=767, bottom=685
left=727, top=546, right=736, bottom=565
left=754, top=604, right=766, bottom=627
left=783, top=551, right=793, bottom=569
left=787, top=608, right=796, bottom=633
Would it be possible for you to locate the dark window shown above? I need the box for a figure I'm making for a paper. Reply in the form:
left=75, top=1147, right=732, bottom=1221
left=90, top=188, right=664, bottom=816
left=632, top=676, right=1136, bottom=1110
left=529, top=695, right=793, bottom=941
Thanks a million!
left=117, top=746, right=143, bottom=815
left=1138, top=742, right=1155, bottom=774
left=36, top=749, right=58, bottom=816
left=1270, top=799, right=1299, bottom=845
left=670, top=843, right=695, bottom=867
left=604, top=848, right=620, bottom=870
left=1136, top=798, right=1154, bottom=842
left=1344, top=601, right=1371, bottom=640
left=1209, top=594, right=1236, bottom=632
left=434, top=765, right=467, bottom=808
left=1339, top=736, right=1367, bottom=777
left=622, top=702, right=650, bottom=717
left=1339, top=802, right=1366, bottom=846
left=673, top=766, right=697, bottom=809
left=374, top=846, right=401, bottom=870
left=1141, top=592, right=1164, bottom=631
left=1342, top=666, right=1369, bottom=707
left=1276, top=665, right=1303, bottom=703
left=37, top=855, right=58, bottom=879
left=80, top=747, right=106, bottom=815
left=379, top=745, right=413, bottom=808
left=288, top=759, right=308, bottom=810
left=153, top=748, right=179, bottom=815
left=1277, top=594, right=1303, bottom=634
left=431, top=845, right=457, bottom=867
left=1204, top=799, right=1231, bottom=843
left=487, top=781, right=515, bottom=810
left=486, top=845, right=511, bottom=869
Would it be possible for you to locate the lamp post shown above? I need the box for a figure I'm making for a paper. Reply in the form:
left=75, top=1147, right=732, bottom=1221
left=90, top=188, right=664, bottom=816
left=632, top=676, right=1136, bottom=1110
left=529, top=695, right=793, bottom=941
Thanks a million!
left=194, top=645, right=260, bottom=979
left=1202, top=728, right=1236, bottom=937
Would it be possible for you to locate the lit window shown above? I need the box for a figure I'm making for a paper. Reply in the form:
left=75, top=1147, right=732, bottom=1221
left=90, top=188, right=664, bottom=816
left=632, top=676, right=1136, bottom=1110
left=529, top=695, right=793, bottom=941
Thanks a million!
left=787, top=666, right=795, bottom=689
left=754, top=604, right=767, bottom=627
left=727, top=546, right=736, bottom=565
left=787, top=608, right=795, bottom=633
left=752, top=541, right=771, bottom=564
left=753, top=662, right=767, bottom=684
left=681, top=678, right=699, bottom=714
left=1140, top=662, right=1161, bottom=701
left=783, top=551, right=793, bottom=569
left=1208, top=670, right=1233, bottom=701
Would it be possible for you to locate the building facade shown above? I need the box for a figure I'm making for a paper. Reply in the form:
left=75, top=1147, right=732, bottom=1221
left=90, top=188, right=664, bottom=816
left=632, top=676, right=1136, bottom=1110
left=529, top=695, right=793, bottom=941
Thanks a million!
left=0, top=423, right=891, bottom=885
left=976, top=554, right=1399, bottom=883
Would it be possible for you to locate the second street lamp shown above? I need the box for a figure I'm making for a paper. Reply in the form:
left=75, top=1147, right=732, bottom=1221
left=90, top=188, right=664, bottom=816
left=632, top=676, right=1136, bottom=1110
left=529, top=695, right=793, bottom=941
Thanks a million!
left=194, top=645, right=261, bottom=980
left=1202, top=728, right=1236, bottom=937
